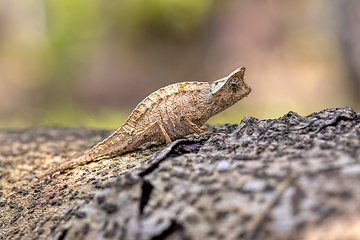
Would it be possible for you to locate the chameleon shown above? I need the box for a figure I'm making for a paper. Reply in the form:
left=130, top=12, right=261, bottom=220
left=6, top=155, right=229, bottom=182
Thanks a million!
left=43, top=67, right=251, bottom=177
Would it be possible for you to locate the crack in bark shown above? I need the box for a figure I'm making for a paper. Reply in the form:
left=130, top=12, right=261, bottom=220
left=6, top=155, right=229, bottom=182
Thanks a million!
left=139, top=180, right=154, bottom=215
left=138, top=137, right=209, bottom=177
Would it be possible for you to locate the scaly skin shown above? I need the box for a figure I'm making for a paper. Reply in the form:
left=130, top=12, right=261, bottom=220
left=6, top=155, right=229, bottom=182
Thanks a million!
left=43, top=67, right=251, bottom=177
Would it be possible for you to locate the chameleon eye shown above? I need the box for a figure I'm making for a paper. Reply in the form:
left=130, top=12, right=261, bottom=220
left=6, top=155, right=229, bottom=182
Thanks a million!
left=227, top=77, right=241, bottom=93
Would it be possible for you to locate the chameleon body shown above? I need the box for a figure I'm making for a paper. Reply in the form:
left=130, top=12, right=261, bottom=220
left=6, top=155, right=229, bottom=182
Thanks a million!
left=44, top=67, right=251, bottom=176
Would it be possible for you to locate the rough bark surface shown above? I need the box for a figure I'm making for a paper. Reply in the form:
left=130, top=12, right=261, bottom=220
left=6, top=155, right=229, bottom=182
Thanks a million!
left=1, top=107, right=360, bottom=240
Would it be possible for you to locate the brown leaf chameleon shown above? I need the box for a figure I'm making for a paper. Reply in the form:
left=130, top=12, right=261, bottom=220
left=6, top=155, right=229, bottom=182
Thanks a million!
left=43, top=67, right=251, bottom=177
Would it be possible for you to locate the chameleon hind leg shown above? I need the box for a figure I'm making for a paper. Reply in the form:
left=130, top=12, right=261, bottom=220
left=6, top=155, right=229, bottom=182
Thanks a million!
left=139, top=121, right=172, bottom=144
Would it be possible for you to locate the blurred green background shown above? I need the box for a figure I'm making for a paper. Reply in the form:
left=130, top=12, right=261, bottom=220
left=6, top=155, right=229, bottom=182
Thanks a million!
left=0, top=0, right=359, bottom=129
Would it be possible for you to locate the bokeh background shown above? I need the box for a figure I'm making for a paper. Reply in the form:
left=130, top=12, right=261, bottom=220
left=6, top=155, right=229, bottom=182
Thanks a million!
left=0, top=0, right=359, bottom=129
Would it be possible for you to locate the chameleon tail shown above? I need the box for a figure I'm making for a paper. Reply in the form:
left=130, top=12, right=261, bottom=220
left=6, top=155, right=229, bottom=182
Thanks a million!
left=40, top=131, right=132, bottom=178
left=40, top=153, right=93, bottom=178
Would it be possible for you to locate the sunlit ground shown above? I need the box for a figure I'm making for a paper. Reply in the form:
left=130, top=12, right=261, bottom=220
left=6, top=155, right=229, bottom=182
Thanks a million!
left=2, top=102, right=355, bottom=130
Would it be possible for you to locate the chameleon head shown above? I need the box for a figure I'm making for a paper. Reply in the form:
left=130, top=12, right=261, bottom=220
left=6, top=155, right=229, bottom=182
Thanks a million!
left=211, top=67, right=251, bottom=102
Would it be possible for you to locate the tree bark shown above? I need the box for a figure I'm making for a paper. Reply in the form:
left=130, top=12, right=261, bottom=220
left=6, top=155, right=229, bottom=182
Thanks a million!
left=1, top=107, right=359, bottom=240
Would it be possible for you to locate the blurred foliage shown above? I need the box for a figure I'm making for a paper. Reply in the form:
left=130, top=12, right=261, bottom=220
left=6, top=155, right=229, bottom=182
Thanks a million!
left=44, top=0, right=103, bottom=94
left=39, top=102, right=129, bottom=130
left=116, top=0, right=213, bottom=39
left=45, top=0, right=213, bottom=44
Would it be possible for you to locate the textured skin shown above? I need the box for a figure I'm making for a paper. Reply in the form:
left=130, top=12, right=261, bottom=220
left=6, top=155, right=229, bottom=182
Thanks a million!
left=44, top=67, right=251, bottom=176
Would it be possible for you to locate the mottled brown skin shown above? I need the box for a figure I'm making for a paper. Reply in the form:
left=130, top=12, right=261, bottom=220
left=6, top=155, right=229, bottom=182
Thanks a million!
left=43, top=67, right=251, bottom=176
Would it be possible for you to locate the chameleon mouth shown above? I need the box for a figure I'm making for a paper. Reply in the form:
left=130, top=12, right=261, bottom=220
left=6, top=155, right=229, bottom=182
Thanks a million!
left=242, top=86, right=252, bottom=98
left=245, top=85, right=251, bottom=95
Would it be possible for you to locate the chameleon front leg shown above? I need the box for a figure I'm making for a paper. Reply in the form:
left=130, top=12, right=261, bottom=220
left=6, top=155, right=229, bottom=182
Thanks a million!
left=140, top=121, right=172, bottom=144
left=180, top=113, right=207, bottom=134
